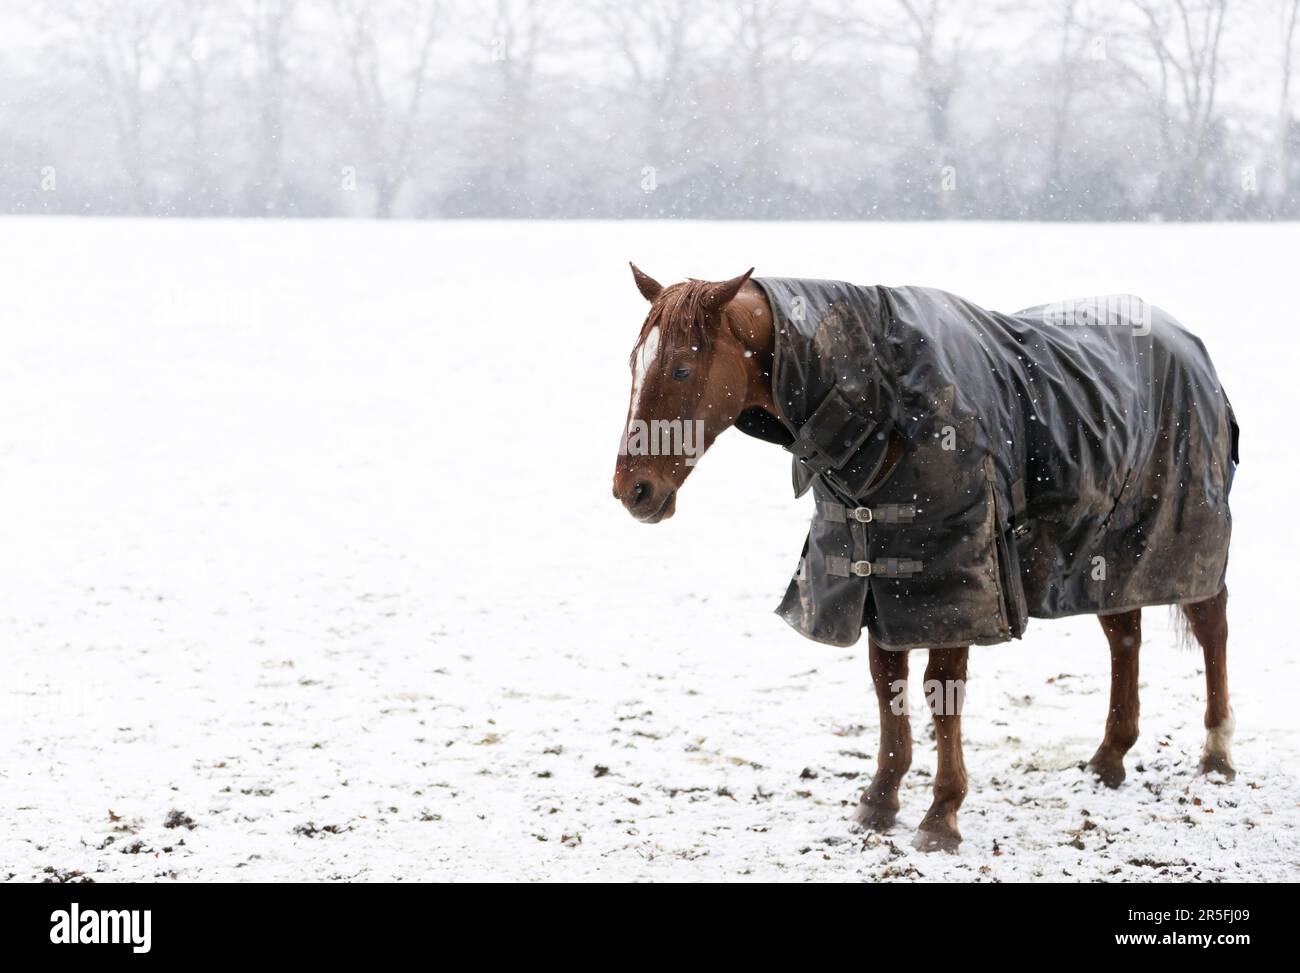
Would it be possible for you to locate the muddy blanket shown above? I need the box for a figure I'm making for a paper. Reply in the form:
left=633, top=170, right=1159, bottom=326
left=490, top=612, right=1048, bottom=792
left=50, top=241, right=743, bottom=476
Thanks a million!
left=747, top=279, right=1238, bottom=650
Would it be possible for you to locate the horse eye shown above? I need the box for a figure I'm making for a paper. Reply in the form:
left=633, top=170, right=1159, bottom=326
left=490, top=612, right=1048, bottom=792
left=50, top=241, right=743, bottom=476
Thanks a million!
left=672, top=365, right=692, bottom=381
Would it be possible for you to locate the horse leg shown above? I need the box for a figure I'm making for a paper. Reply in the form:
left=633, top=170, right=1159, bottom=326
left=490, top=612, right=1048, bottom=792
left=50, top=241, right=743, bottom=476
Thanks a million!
left=913, top=646, right=969, bottom=852
left=1086, top=609, right=1142, bottom=787
left=1183, top=587, right=1235, bottom=780
left=853, top=638, right=912, bottom=831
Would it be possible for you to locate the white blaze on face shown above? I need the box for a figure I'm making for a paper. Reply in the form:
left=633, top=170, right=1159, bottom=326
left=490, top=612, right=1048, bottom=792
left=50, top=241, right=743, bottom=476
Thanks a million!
left=628, top=326, right=660, bottom=427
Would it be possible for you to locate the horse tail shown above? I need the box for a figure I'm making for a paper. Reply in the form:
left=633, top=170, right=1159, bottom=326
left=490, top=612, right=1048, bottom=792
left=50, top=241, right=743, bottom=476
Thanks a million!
left=1175, top=603, right=1201, bottom=650
left=1170, top=604, right=1197, bottom=651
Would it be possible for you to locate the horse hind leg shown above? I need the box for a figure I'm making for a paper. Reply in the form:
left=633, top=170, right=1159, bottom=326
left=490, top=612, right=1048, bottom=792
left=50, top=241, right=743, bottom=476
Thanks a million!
left=1182, top=587, right=1235, bottom=780
left=913, top=646, right=969, bottom=852
left=853, top=638, right=912, bottom=831
left=1087, top=609, right=1142, bottom=788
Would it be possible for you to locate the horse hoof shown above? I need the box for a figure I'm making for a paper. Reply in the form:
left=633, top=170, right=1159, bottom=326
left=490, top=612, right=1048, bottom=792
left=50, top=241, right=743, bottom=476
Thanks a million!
left=1086, top=753, right=1126, bottom=789
left=852, top=802, right=898, bottom=832
left=1198, top=753, right=1236, bottom=781
left=912, top=822, right=961, bottom=853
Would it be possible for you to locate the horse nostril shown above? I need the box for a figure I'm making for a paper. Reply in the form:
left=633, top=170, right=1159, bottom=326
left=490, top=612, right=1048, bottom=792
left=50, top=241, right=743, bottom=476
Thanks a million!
left=631, top=481, right=650, bottom=506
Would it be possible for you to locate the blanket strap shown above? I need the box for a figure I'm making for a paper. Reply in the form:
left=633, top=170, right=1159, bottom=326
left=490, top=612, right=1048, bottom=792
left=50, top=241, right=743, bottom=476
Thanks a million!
left=787, top=386, right=878, bottom=475
left=827, top=556, right=924, bottom=579
left=1010, top=477, right=1029, bottom=538
left=986, top=458, right=1030, bottom=539
left=818, top=501, right=917, bottom=525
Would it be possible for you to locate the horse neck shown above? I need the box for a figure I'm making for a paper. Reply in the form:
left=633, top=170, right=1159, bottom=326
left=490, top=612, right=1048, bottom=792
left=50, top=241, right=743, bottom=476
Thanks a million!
left=727, top=281, right=905, bottom=486
left=727, top=282, right=778, bottom=414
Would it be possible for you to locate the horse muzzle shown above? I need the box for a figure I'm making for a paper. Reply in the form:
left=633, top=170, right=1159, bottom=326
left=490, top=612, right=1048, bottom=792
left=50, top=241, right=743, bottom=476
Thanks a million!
left=615, top=477, right=677, bottom=523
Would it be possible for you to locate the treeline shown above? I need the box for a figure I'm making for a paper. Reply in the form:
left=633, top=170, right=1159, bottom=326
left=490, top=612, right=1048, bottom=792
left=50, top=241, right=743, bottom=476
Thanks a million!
left=2, top=0, right=1298, bottom=220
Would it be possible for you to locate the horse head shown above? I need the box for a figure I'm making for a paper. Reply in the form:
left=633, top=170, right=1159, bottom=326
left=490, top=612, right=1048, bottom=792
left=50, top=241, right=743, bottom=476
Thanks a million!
left=612, top=264, right=775, bottom=522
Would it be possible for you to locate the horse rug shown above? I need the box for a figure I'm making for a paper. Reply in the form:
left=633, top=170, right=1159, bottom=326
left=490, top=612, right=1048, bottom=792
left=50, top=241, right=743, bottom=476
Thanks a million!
left=742, top=278, right=1239, bottom=650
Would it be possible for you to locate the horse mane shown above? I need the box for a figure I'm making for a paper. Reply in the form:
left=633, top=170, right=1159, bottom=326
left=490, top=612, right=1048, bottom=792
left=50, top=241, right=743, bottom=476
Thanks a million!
left=629, top=279, right=719, bottom=368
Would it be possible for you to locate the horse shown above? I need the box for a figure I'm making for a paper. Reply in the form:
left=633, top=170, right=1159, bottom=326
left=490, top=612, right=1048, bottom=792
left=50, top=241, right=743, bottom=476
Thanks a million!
left=611, top=265, right=1237, bottom=853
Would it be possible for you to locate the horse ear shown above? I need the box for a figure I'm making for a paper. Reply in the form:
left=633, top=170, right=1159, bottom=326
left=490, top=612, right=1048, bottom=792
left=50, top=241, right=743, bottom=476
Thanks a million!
left=629, top=262, right=663, bottom=302
left=704, top=268, right=755, bottom=310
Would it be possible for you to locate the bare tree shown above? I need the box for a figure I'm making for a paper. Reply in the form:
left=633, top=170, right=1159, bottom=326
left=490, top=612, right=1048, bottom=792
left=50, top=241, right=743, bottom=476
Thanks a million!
left=330, top=0, right=444, bottom=217
left=587, top=0, right=701, bottom=169
left=47, top=0, right=170, bottom=212
left=1278, top=0, right=1300, bottom=208
left=475, top=0, right=572, bottom=214
left=1120, top=0, right=1230, bottom=217
left=242, top=0, right=298, bottom=214
left=1043, top=0, right=1083, bottom=206
left=714, top=1, right=813, bottom=213
left=159, top=0, right=226, bottom=209
left=829, top=0, right=986, bottom=214
left=3, top=0, right=1295, bottom=219
left=893, top=0, right=963, bottom=150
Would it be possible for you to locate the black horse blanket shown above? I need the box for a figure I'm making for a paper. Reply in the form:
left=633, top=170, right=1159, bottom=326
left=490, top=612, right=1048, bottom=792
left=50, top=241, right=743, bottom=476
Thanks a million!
left=745, top=278, right=1238, bottom=650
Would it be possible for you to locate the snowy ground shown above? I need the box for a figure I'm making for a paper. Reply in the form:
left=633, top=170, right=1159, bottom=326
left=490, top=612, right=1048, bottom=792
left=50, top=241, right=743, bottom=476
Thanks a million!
left=1, top=218, right=1297, bottom=883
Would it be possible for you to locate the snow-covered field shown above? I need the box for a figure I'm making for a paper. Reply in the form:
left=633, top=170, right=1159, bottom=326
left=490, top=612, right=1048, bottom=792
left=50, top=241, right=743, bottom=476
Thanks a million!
left=1, top=218, right=1297, bottom=882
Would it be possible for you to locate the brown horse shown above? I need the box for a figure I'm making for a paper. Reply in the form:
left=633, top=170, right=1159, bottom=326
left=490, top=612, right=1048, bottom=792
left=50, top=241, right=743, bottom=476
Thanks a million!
left=611, top=265, right=1235, bottom=853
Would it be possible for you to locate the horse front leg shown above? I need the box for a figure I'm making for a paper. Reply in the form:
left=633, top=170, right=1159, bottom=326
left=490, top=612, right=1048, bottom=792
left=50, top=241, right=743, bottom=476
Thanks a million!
left=853, top=638, right=912, bottom=831
left=913, top=645, right=969, bottom=852
left=1184, top=587, right=1235, bottom=780
left=1087, top=609, right=1142, bottom=788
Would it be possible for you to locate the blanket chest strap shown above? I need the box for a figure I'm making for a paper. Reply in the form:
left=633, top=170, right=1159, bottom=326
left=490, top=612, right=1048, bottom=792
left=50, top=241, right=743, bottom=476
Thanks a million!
left=827, top=556, right=924, bottom=579
left=787, top=385, right=879, bottom=475
left=818, top=501, right=917, bottom=525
